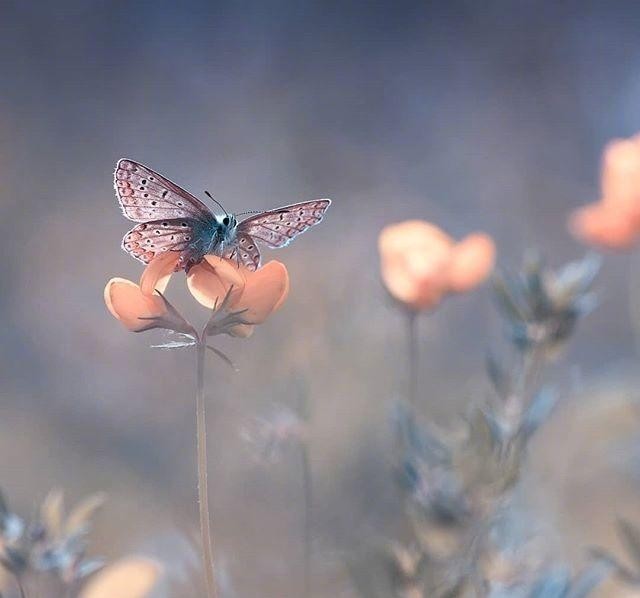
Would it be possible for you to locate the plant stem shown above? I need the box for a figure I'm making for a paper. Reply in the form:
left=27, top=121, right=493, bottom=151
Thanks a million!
left=407, top=310, right=418, bottom=405
left=628, top=249, right=640, bottom=357
left=196, top=338, right=218, bottom=598
left=522, top=343, right=545, bottom=405
left=301, top=440, right=313, bottom=598
left=11, top=572, right=26, bottom=598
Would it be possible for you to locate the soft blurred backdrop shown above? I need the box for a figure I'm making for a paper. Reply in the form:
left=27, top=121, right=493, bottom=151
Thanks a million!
left=2, top=0, right=640, bottom=595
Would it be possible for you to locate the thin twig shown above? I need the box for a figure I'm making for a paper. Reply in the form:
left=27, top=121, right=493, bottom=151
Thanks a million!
left=13, top=572, right=26, bottom=598
left=521, top=343, right=545, bottom=407
left=301, top=440, right=313, bottom=598
left=206, top=345, right=238, bottom=371
left=196, top=339, right=218, bottom=598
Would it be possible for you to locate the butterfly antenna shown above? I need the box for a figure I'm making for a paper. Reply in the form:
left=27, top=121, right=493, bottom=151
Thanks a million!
left=204, top=190, right=229, bottom=216
left=234, top=210, right=263, bottom=217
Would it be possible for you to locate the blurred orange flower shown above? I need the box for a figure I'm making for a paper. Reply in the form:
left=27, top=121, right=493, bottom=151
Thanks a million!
left=378, top=220, right=496, bottom=311
left=104, top=252, right=289, bottom=337
left=79, top=557, right=161, bottom=598
left=570, top=134, right=640, bottom=250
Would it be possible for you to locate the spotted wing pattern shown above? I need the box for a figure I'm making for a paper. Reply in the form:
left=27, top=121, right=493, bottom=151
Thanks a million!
left=237, top=199, right=331, bottom=249
left=223, top=232, right=262, bottom=271
left=122, top=219, right=200, bottom=265
left=115, top=159, right=212, bottom=222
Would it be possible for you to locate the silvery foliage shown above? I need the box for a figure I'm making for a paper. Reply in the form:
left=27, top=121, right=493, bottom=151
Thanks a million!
left=0, top=489, right=104, bottom=586
left=350, top=253, right=604, bottom=597
left=492, top=252, right=600, bottom=352
left=488, top=563, right=610, bottom=598
left=592, top=518, right=640, bottom=588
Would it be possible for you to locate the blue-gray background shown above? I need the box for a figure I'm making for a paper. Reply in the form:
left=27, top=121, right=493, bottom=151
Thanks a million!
left=1, top=1, right=640, bottom=595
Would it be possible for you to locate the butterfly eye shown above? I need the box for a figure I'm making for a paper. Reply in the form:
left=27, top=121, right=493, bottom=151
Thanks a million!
left=223, top=217, right=230, bottom=226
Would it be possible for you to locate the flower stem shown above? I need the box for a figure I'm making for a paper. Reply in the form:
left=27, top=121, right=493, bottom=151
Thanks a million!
left=196, top=338, right=218, bottom=598
left=301, top=440, right=313, bottom=597
left=14, top=573, right=26, bottom=598
left=406, top=310, right=418, bottom=405
left=520, top=343, right=545, bottom=405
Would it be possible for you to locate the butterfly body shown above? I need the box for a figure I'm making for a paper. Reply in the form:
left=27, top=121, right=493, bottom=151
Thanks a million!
left=114, top=159, right=330, bottom=271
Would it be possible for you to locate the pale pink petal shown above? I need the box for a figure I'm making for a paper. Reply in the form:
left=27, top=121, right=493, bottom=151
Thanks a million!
left=234, top=261, right=290, bottom=324
left=601, top=137, right=640, bottom=210
left=139, top=252, right=180, bottom=296
left=378, top=220, right=454, bottom=311
left=187, top=256, right=246, bottom=309
left=272, top=268, right=290, bottom=312
left=380, top=257, right=449, bottom=310
left=448, top=233, right=496, bottom=293
left=569, top=202, right=639, bottom=250
left=379, top=220, right=454, bottom=260
left=104, top=278, right=167, bottom=332
left=79, top=557, right=161, bottom=598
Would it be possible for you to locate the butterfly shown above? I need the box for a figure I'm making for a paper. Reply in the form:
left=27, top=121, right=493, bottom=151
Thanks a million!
left=114, top=159, right=331, bottom=272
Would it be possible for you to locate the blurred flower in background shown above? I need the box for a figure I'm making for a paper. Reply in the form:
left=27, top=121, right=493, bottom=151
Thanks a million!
left=0, top=488, right=162, bottom=598
left=570, top=134, right=640, bottom=250
left=79, top=556, right=162, bottom=598
left=0, top=489, right=106, bottom=587
left=378, top=220, right=496, bottom=312
left=378, top=219, right=496, bottom=407
left=240, top=405, right=307, bottom=463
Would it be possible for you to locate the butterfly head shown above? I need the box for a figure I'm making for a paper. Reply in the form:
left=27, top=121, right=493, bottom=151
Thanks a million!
left=216, top=213, right=237, bottom=229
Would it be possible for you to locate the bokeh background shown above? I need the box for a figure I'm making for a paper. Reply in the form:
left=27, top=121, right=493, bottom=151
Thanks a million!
left=2, top=0, right=640, bottom=595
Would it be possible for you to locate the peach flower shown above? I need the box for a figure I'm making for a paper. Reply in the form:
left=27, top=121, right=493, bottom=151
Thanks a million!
left=79, top=557, right=161, bottom=598
left=378, top=220, right=496, bottom=311
left=570, top=133, right=640, bottom=249
left=104, top=252, right=289, bottom=337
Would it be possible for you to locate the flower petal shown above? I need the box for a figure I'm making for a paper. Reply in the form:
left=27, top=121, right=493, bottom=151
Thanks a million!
left=187, top=256, right=246, bottom=309
left=104, top=278, right=167, bottom=332
left=380, top=258, right=449, bottom=310
left=569, top=202, right=639, bottom=250
left=234, top=261, right=290, bottom=324
left=272, top=264, right=290, bottom=312
left=79, top=557, right=161, bottom=598
left=601, top=136, right=640, bottom=212
left=378, top=220, right=454, bottom=311
left=139, top=252, right=180, bottom=296
left=378, top=220, right=454, bottom=257
left=448, top=233, right=496, bottom=293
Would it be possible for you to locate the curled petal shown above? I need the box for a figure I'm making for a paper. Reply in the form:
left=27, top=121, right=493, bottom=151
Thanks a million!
left=79, top=557, right=161, bottom=598
left=448, top=233, right=496, bottom=293
left=104, top=278, right=167, bottom=332
left=569, top=203, right=638, bottom=250
left=187, top=256, right=246, bottom=309
left=234, top=261, right=290, bottom=324
left=139, top=252, right=180, bottom=296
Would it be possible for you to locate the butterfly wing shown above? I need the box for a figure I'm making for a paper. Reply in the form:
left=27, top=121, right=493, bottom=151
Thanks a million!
left=223, top=232, right=261, bottom=271
left=236, top=199, right=331, bottom=249
left=122, top=218, right=201, bottom=266
left=115, top=158, right=212, bottom=223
